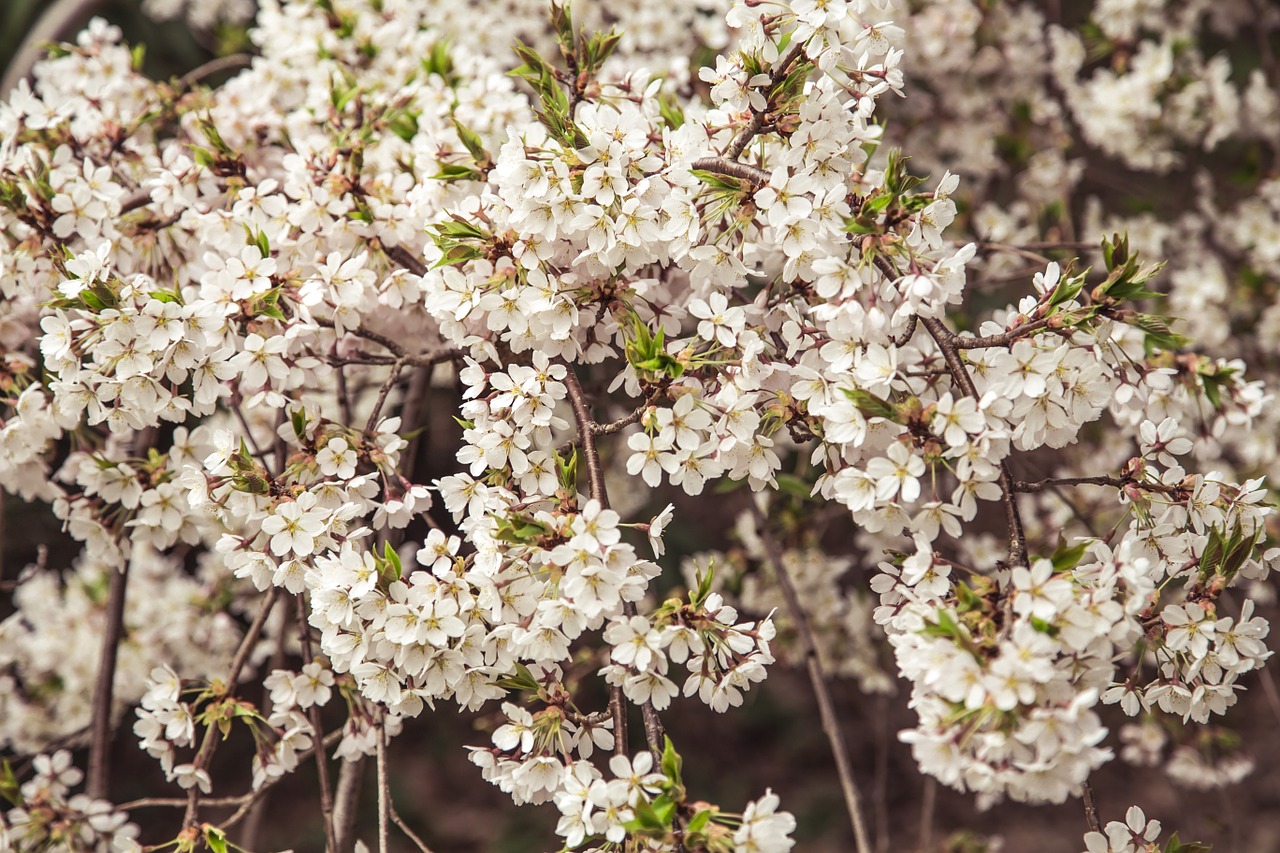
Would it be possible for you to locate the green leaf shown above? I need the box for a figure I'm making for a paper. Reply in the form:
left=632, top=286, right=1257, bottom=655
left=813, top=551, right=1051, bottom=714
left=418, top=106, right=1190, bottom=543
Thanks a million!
left=421, top=40, right=455, bottom=82
left=1050, top=539, right=1088, bottom=571
left=657, top=92, right=685, bottom=129
left=1047, top=272, right=1085, bottom=309
left=692, top=561, right=715, bottom=607
left=689, top=169, right=745, bottom=192
left=432, top=163, right=484, bottom=182
left=773, top=473, right=812, bottom=500
left=383, top=541, right=402, bottom=580
left=555, top=447, right=578, bottom=493
left=631, top=797, right=668, bottom=831
left=492, top=662, right=540, bottom=693
left=660, top=736, right=682, bottom=786
left=205, top=826, right=229, bottom=853
left=0, top=761, right=20, bottom=807
left=685, top=809, right=713, bottom=835
left=921, top=608, right=961, bottom=640
left=1132, top=313, right=1188, bottom=354
left=840, top=387, right=898, bottom=422
left=451, top=118, right=490, bottom=165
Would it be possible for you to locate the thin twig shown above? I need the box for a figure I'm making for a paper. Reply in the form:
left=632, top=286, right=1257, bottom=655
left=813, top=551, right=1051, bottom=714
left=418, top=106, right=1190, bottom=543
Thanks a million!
left=295, top=594, right=337, bottom=852
left=952, top=317, right=1053, bottom=350
left=176, top=54, right=253, bottom=90
left=749, top=501, right=872, bottom=853
left=591, top=402, right=650, bottom=437
left=1080, top=779, right=1102, bottom=834
left=219, top=729, right=345, bottom=829
left=690, top=157, right=771, bottom=186
left=1014, top=475, right=1124, bottom=492
left=559, top=360, right=669, bottom=755
left=313, top=316, right=458, bottom=369
left=390, top=802, right=435, bottom=853
left=919, top=315, right=1027, bottom=566
left=723, top=41, right=806, bottom=161
left=183, top=589, right=280, bottom=828
left=383, top=243, right=428, bottom=278
left=917, top=777, right=935, bottom=853
left=366, top=360, right=405, bottom=434
left=891, top=313, right=919, bottom=347
left=87, top=560, right=129, bottom=800
left=120, top=795, right=250, bottom=810
left=377, top=724, right=390, bottom=853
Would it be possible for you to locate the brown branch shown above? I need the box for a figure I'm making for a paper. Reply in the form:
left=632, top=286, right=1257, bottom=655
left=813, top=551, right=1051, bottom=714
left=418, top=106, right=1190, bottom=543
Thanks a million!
left=376, top=723, right=390, bottom=853
left=87, top=561, right=130, bottom=800
left=1080, top=779, right=1102, bottom=834
left=311, top=316, right=459, bottom=369
left=183, top=589, right=280, bottom=828
left=332, top=757, right=367, bottom=851
left=390, top=802, right=435, bottom=853
left=920, top=316, right=1027, bottom=566
left=690, top=157, right=771, bottom=186
left=560, top=362, right=609, bottom=510
left=219, top=728, right=345, bottom=830
left=917, top=777, right=935, bottom=853
left=366, top=359, right=405, bottom=434
left=750, top=503, right=872, bottom=853
left=722, top=41, right=806, bottom=161
left=559, top=360, right=669, bottom=754
left=591, top=402, right=649, bottom=437
left=177, top=54, right=253, bottom=90
left=295, top=594, right=337, bottom=852
left=1014, top=476, right=1124, bottom=492
left=383, top=243, right=428, bottom=278
left=952, top=317, right=1053, bottom=350
left=119, top=795, right=249, bottom=810
left=891, top=314, right=919, bottom=347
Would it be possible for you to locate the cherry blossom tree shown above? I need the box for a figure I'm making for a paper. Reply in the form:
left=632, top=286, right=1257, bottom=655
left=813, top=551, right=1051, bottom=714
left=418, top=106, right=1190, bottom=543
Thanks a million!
left=1, top=1, right=1277, bottom=852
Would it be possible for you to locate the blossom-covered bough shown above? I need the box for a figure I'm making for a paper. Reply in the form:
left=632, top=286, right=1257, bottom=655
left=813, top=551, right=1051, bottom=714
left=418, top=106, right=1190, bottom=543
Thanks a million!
left=0, top=0, right=1276, bottom=851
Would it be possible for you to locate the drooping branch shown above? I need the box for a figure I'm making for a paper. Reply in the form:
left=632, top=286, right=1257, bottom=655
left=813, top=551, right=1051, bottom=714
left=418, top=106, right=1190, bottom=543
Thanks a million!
left=87, top=561, right=130, bottom=800
left=376, top=722, right=390, bottom=853
left=749, top=502, right=873, bottom=853
left=920, top=315, right=1028, bottom=567
left=1081, top=779, right=1103, bottom=834
left=559, top=360, right=667, bottom=754
left=183, top=588, right=280, bottom=828
left=295, top=594, right=337, bottom=852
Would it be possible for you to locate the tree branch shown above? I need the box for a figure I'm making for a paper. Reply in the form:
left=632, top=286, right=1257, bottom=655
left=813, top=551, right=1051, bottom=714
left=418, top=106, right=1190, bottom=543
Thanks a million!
left=295, top=593, right=337, bottom=852
left=177, top=54, right=253, bottom=90
left=183, top=589, right=280, bottom=828
left=690, top=157, right=771, bottom=186
left=722, top=41, right=806, bottom=161
left=559, top=360, right=668, bottom=754
left=750, top=502, right=872, bottom=853
left=1081, top=779, right=1102, bottom=834
left=391, top=802, right=435, bottom=853
left=1014, top=475, right=1124, bottom=492
left=920, top=316, right=1027, bottom=566
left=87, top=560, right=129, bottom=800
left=376, top=722, right=390, bottom=853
